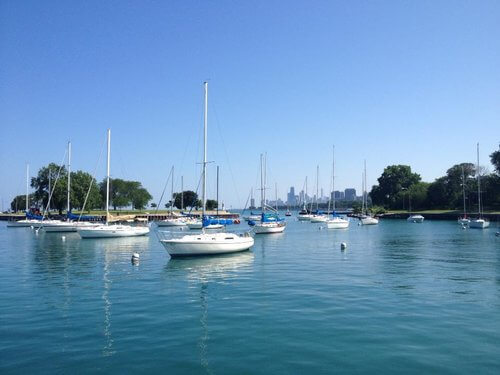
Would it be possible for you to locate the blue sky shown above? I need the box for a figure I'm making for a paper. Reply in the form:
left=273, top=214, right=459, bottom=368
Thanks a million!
left=1, top=0, right=499, bottom=209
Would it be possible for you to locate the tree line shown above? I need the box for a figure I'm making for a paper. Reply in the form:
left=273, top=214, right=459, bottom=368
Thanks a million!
left=370, top=145, right=500, bottom=211
left=11, top=163, right=152, bottom=213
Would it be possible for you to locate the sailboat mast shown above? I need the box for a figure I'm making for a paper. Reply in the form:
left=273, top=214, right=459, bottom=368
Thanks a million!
left=202, top=82, right=208, bottom=217
left=26, top=163, right=29, bottom=212
left=477, top=142, right=481, bottom=217
left=67, top=141, right=71, bottom=214
left=316, top=165, right=319, bottom=211
left=275, top=182, right=278, bottom=211
left=260, top=154, right=264, bottom=212
left=216, top=166, right=219, bottom=216
left=105, top=129, right=111, bottom=224
left=171, top=166, right=174, bottom=215
left=332, top=145, right=335, bottom=212
left=181, top=175, right=184, bottom=211
left=462, top=165, right=466, bottom=218
left=305, top=176, right=308, bottom=210
left=364, top=160, right=367, bottom=215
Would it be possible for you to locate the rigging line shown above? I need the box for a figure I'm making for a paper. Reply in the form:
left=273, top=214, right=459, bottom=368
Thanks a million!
left=40, top=148, right=68, bottom=222
left=210, top=101, right=242, bottom=209
left=240, top=190, right=251, bottom=215
left=79, top=136, right=106, bottom=221
left=155, top=166, right=173, bottom=215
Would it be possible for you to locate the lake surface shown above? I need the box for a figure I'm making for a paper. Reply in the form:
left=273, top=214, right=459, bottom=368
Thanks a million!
left=1, top=218, right=499, bottom=374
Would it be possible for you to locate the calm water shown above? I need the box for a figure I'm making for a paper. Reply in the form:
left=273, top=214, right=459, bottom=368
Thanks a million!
left=1, top=218, right=499, bottom=374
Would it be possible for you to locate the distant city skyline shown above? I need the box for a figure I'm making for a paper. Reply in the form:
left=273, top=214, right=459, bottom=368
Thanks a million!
left=1, top=1, right=499, bottom=209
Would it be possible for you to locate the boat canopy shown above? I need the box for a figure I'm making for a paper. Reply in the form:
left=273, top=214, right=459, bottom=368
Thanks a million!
left=26, top=211, right=43, bottom=220
left=202, top=216, right=234, bottom=227
left=67, top=211, right=99, bottom=221
left=261, top=213, right=285, bottom=223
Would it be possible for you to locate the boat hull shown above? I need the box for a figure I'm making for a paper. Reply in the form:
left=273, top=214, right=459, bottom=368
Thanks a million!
left=77, top=225, right=150, bottom=238
left=361, top=217, right=379, bottom=225
left=253, top=223, right=286, bottom=234
left=6, top=219, right=44, bottom=228
left=297, top=215, right=312, bottom=221
left=161, top=233, right=254, bottom=257
left=156, top=220, right=187, bottom=227
left=310, top=215, right=329, bottom=223
left=469, top=219, right=490, bottom=229
left=407, top=215, right=424, bottom=223
left=326, top=219, right=349, bottom=229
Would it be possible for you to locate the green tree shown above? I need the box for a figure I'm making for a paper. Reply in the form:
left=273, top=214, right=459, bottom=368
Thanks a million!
left=100, top=178, right=151, bottom=210
left=370, top=165, right=421, bottom=209
left=70, top=171, right=102, bottom=211
left=351, top=201, right=362, bottom=214
left=10, top=194, right=35, bottom=212
left=426, top=163, right=475, bottom=209
left=490, top=143, right=500, bottom=175
left=31, top=163, right=68, bottom=214
left=173, top=190, right=199, bottom=209
left=150, top=203, right=157, bottom=208
left=206, top=199, right=218, bottom=210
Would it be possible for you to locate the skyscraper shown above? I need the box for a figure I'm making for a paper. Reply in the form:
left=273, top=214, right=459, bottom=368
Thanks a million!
left=287, top=186, right=296, bottom=205
left=344, top=188, right=356, bottom=201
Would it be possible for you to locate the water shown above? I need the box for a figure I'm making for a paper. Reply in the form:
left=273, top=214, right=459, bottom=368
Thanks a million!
left=1, top=219, right=499, bottom=374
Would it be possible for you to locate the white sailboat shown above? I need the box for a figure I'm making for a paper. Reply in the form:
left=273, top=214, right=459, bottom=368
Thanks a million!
left=310, top=165, right=329, bottom=223
left=159, top=82, right=254, bottom=256
left=252, top=154, right=287, bottom=234
left=406, top=190, right=424, bottom=223
left=469, top=143, right=490, bottom=229
left=157, top=167, right=187, bottom=227
left=297, top=176, right=313, bottom=221
left=458, top=165, right=470, bottom=225
left=360, top=160, right=379, bottom=225
left=326, top=146, right=349, bottom=229
left=7, top=164, right=46, bottom=227
left=77, top=130, right=150, bottom=238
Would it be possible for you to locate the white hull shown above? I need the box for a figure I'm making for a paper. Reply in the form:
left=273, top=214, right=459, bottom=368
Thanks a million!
left=361, top=216, right=379, bottom=225
left=161, top=232, right=254, bottom=257
left=326, top=218, right=349, bottom=229
left=7, top=219, right=44, bottom=227
left=156, top=219, right=187, bottom=227
left=253, top=222, right=286, bottom=234
left=310, top=215, right=329, bottom=223
left=77, top=224, right=150, bottom=238
left=42, top=221, right=100, bottom=232
left=469, top=219, right=490, bottom=229
left=187, top=221, right=203, bottom=229
left=407, top=215, right=424, bottom=223
left=297, top=214, right=312, bottom=221
left=458, top=218, right=470, bottom=225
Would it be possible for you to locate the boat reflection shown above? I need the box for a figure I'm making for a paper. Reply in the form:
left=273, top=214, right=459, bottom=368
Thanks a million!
left=165, top=251, right=254, bottom=282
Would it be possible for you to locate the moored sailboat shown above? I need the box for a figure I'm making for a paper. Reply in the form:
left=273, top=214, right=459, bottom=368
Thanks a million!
left=159, top=82, right=254, bottom=256
left=469, top=143, right=490, bottom=229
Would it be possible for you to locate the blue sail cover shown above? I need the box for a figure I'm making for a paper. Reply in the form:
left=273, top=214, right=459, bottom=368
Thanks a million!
left=261, top=213, right=285, bottom=223
left=67, top=211, right=99, bottom=221
left=202, top=216, right=235, bottom=227
left=26, top=211, right=43, bottom=220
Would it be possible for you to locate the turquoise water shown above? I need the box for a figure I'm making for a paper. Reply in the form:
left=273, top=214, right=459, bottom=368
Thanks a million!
left=1, top=218, right=499, bottom=374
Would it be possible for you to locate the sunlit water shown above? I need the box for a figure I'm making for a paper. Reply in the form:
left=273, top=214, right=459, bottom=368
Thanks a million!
left=1, top=218, right=499, bottom=374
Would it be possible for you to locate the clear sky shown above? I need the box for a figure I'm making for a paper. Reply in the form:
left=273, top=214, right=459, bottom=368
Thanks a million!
left=1, top=0, right=499, bottom=209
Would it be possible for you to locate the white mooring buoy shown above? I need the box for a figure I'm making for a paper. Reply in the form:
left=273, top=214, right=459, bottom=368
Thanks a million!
left=340, top=242, right=347, bottom=250
left=132, top=253, right=140, bottom=262
left=62, top=236, right=66, bottom=241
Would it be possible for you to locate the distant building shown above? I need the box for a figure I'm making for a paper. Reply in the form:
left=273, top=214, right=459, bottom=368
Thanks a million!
left=287, top=187, right=296, bottom=205
left=344, top=188, right=356, bottom=201
left=250, top=197, right=256, bottom=209
left=332, top=190, right=344, bottom=200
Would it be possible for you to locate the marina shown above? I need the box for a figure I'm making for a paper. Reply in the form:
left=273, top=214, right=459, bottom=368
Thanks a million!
left=1, top=217, right=499, bottom=373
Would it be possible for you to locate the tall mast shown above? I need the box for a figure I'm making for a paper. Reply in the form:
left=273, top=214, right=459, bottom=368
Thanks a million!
left=216, top=166, right=219, bottom=216
left=364, top=160, right=367, bottom=215
left=332, top=145, right=335, bottom=212
left=316, top=165, right=319, bottom=211
left=171, top=166, right=174, bottom=215
left=26, top=163, right=29, bottom=212
left=462, top=165, right=466, bottom=218
left=260, top=153, right=264, bottom=212
left=477, top=142, right=481, bottom=216
left=67, top=141, right=71, bottom=215
left=304, top=176, right=308, bottom=210
left=105, top=129, right=111, bottom=224
left=264, top=153, right=267, bottom=207
left=202, top=82, right=208, bottom=217
left=181, top=175, right=184, bottom=211
left=48, top=173, right=51, bottom=211
left=275, top=182, right=278, bottom=211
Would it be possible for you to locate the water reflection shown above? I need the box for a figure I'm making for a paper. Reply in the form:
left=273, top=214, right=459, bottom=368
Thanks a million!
left=165, top=252, right=254, bottom=373
left=165, top=252, right=254, bottom=282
